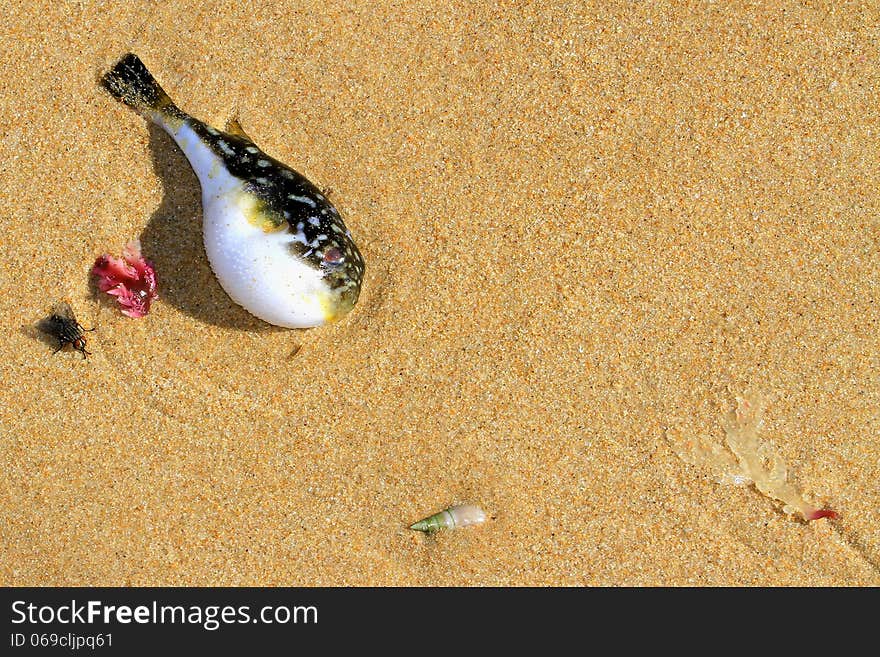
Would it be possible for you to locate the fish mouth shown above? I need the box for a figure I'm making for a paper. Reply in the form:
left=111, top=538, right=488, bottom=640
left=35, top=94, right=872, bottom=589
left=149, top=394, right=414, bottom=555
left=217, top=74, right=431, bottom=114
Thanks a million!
left=320, top=284, right=361, bottom=323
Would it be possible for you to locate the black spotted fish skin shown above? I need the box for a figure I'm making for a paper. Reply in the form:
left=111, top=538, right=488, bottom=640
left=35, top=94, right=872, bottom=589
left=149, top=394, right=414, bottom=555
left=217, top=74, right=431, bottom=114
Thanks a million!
left=190, top=121, right=364, bottom=282
left=102, top=53, right=364, bottom=328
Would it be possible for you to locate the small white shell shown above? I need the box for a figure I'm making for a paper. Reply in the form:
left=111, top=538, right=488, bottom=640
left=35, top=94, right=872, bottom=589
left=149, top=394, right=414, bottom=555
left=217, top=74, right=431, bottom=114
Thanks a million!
left=409, top=504, right=487, bottom=533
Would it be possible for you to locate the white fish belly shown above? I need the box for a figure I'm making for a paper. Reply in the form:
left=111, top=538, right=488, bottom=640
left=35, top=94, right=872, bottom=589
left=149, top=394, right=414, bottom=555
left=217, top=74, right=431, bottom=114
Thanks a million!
left=165, top=122, right=332, bottom=327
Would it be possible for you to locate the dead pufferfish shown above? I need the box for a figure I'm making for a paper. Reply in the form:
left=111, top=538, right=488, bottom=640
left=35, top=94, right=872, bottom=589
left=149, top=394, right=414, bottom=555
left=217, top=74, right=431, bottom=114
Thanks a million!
left=102, top=53, right=364, bottom=328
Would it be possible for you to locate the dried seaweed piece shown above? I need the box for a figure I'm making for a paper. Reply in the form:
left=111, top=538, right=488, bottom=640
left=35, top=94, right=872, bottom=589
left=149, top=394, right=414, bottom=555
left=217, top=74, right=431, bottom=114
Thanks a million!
left=668, top=392, right=837, bottom=521
left=721, top=394, right=837, bottom=521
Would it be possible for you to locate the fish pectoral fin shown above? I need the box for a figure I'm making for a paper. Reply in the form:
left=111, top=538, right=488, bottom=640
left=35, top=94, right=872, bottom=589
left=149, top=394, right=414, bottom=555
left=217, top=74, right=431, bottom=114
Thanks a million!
left=225, top=114, right=254, bottom=142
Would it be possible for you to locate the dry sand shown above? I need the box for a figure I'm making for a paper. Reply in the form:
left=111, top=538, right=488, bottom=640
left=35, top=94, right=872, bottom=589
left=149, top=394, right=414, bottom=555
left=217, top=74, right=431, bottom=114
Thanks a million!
left=0, top=1, right=877, bottom=585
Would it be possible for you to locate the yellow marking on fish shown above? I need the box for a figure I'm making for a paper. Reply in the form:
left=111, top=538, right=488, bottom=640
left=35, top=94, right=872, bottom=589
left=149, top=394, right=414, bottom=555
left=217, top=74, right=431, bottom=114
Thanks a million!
left=236, top=192, right=285, bottom=233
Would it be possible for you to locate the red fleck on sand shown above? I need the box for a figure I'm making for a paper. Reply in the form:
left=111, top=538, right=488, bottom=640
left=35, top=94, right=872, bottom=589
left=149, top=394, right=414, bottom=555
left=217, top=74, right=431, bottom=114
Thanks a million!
left=805, top=508, right=838, bottom=521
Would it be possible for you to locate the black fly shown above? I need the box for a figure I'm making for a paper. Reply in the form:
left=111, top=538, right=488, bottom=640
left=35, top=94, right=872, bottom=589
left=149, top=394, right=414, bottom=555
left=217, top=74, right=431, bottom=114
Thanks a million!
left=40, top=302, right=94, bottom=358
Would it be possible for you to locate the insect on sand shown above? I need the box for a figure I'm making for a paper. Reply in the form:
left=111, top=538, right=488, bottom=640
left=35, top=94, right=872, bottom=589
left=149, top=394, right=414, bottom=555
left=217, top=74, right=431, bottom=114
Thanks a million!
left=40, top=302, right=95, bottom=358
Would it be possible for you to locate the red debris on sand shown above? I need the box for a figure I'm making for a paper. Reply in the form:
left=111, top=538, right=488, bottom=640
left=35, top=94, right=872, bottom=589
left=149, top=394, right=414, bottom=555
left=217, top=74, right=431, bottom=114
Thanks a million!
left=92, top=240, right=158, bottom=318
left=805, top=508, right=838, bottom=521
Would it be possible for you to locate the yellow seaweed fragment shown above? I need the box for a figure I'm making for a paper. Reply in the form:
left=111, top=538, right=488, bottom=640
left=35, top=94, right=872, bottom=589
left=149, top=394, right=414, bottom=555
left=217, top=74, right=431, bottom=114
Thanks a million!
left=668, top=392, right=836, bottom=521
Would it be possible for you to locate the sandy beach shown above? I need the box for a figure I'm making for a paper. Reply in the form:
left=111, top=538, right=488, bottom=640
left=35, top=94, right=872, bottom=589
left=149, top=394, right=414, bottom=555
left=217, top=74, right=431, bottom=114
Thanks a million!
left=0, top=0, right=877, bottom=585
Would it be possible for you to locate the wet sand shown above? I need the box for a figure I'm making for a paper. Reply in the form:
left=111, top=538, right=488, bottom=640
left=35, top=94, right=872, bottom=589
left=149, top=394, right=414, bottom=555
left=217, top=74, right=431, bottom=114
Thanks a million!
left=0, top=1, right=877, bottom=585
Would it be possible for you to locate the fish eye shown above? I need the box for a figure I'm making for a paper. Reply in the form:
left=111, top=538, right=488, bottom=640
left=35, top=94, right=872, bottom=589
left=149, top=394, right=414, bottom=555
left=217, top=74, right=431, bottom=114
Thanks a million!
left=322, top=247, right=345, bottom=267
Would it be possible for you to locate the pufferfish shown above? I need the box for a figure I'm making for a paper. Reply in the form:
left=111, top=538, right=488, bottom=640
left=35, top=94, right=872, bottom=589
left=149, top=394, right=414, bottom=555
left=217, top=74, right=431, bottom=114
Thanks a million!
left=102, top=53, right=364, bottom=327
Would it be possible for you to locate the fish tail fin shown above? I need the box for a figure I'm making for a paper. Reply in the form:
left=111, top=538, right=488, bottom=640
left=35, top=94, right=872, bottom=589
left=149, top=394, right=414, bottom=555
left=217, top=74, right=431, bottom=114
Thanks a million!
left=102, top=53, right=177, bottom=118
